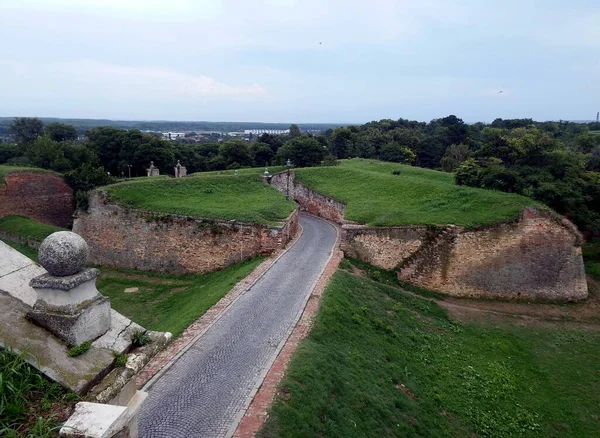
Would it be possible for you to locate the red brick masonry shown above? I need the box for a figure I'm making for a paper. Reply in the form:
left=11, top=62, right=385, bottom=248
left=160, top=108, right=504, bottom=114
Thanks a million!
left=0, top=171, right=73, bottom=227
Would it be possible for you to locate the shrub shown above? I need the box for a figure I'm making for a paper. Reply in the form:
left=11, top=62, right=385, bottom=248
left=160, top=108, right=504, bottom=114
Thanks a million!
left=113, top=353, right=128, bottom=367
left=131, top=330, right=151, bottom=347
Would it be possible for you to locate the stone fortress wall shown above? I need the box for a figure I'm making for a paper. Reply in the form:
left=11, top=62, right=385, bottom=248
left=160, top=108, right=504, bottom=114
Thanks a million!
left=270, top=172, right=588, bottom=302
left=0, top=171, right=73, bottom=228
left=73, top=191, right=299, bottom=274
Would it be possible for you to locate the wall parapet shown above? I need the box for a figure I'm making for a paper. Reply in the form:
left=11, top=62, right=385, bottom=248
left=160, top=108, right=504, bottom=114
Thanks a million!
left=72, top=191, right=299, bottom=274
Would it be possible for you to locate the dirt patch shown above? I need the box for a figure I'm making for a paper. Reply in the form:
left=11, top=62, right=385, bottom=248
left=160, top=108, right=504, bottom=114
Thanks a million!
left=346, top=267, right=600, bottom=329
left=169, top=286, right=187, bottom=295
left=351, top=265, right=366, bottom=277
left=100, top=271, right=177, bottom=285
left=395, top=383, right=417, bottom=400
left=439, top=276, right=600, bottom=329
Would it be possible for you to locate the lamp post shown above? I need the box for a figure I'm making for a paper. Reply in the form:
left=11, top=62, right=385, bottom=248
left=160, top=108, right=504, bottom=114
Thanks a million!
left=286, top=158, right=292, bottom=201
left=127, top=164, right=132, bottom=179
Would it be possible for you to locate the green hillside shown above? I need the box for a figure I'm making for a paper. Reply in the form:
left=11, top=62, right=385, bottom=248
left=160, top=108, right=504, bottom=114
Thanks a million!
left=294, top=159, right=540, bottom=227
left=104, top=174, right=295, bottom=225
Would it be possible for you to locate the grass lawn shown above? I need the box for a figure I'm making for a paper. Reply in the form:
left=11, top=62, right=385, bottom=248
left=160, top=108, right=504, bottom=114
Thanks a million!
left=0, top=348, right=76, bottom=437
left=104, top=174, right=295, bottom=225
left=0, top=216, right=66, bottom=242
left=260, top=266, right=600, bottom=438
left=97, top=257, right=263, bottom=337
left=584, top=239, right=600, bottom=279
left=294, top=159, right=540, bottom=227
left=0, top=165, right=56, bottom=183
left=190, top=165, right=287, bottom=177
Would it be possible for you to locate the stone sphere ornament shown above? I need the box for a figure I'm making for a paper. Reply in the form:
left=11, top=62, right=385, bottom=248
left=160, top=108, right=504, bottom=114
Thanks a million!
left=38, top=231, right=89, bottom=277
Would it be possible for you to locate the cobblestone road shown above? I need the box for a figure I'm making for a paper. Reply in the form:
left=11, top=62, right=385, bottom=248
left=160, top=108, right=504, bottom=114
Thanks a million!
left=139, top=214, right=337, bottom=438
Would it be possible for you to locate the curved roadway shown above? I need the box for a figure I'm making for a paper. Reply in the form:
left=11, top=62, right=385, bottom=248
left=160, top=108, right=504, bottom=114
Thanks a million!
left=139, top=213, right=338, bottom=438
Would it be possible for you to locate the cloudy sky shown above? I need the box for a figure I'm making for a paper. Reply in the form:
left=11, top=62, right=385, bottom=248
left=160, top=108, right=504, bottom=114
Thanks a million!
left=1, top=0, right=599, bottom=123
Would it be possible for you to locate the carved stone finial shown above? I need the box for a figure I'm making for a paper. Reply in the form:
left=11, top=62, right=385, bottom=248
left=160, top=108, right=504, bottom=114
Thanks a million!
left=38, top=231, right=89, bottom=277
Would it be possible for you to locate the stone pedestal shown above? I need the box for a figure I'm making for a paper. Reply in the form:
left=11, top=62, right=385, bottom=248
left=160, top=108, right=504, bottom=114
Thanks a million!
left=27, top=268, right=111, bottom=346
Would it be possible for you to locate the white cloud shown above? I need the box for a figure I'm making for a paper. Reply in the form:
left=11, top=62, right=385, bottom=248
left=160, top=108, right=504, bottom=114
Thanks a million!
left=0, top=60, right=267, bottom=99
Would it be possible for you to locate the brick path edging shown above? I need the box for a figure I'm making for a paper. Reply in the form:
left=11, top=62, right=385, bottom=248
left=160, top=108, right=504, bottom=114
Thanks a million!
left=232, top=222, right=344, bottom=437
left=135, top=224, right=305, bottom=389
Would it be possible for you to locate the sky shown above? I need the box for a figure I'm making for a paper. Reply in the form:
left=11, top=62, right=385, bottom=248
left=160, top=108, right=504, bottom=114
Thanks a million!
left=0, top=0, right=599, bottom=124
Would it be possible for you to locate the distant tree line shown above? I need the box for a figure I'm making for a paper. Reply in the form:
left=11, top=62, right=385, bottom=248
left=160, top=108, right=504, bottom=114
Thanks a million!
left=1, top=116, right=599, bottom=234
left=0, top=117, right=343, bottom=136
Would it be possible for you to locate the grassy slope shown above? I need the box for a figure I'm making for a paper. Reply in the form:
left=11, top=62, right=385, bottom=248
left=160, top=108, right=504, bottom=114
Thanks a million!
left=295, top=159, right=539, bottom=227
left=0, top=216, right=66, bottom=242
left=0, top=165, right=56, bottom=183
left=97, top=258, right=263, bottom=337
left=260, top=269, right=600, bottom=438
left=104, top=174, right=295, bottom=225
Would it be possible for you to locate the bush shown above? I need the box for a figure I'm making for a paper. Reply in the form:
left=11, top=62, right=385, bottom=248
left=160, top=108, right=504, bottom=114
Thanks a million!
left=322, top=154, right=339, bottom=166
left=391, top=169, right=402, bottom=175
left=379, top=142, right=416, bottom=164
left=131, top=330, right=151, bottom=347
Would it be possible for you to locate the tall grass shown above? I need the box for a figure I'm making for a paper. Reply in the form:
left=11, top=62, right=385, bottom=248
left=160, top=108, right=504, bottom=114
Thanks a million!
left=0, top=348, right=75, bottom=437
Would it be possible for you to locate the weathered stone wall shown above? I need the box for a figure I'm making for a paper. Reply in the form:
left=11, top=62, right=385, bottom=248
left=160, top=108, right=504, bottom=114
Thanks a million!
left=342, top=225, right=429, bottom=270
left=398, top=208, right=587, bottom=302
left=270, top=173, right=587, bottom=302
left=270, top=172, right=345, bottom=223
left=72, top=192, right=299, bottom=274
left=0, top=172, right=73, bottom=227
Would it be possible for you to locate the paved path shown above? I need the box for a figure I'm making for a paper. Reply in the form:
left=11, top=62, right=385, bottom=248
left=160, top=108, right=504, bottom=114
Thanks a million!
left=139, top=214, right=338, bottom=438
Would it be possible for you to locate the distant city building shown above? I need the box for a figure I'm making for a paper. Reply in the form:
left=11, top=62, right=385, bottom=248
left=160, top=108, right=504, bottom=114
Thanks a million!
left=162, top=132, right=186, bottom=140
left=243, top=129, right=290, bottom=135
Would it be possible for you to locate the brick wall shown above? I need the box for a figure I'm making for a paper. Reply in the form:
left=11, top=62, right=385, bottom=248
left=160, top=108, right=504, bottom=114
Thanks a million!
left=270, top=172, right=345, bottom=223
left=72, top=192, right=299, bottom=274
left=0, top=172, right=73, bottom=227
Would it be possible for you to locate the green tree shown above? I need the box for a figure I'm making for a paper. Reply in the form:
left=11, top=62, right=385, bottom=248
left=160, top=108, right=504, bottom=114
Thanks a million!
left=218, top=140, right=254, bottom=168
left=44, top=123, right=77, bottom=142
left=275, top=136, right=326, bottom=167
left=10, top=117, right=44, bottom=143
left=440, top=143, right=470, bottom=172
left=134, top=137, right=175, bottom=174
left=379, top=142, right=416, bottom=164
left=289, top=124, right=302, bottom=139
left=329, top=127, right=355, bottom=158
left=250, top=142, right=274, bottom=167
left=0, top=143, right=20, bottom=164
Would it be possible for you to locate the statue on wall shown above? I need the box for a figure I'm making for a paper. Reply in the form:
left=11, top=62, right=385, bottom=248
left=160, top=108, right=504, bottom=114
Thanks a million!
left=147, top=161, right=160, bottom=177
left=174, top=160, right=187, bottom=178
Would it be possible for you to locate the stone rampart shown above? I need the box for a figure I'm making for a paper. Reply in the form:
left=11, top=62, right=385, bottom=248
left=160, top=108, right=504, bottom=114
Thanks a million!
left=72, top=191, right=299, bottom=274
left=397, top=208, right=587, bottom=301
left=270, top=173, right=588, bottom=302
left=0, top=171, right=73, bottom=227
left=270, top=172, right=345, bottom=223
